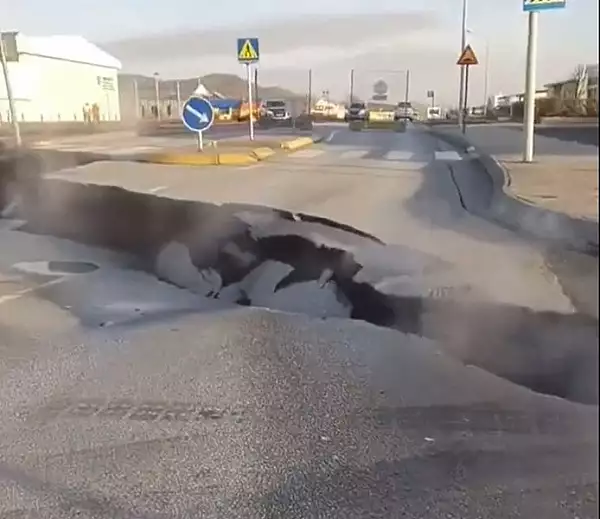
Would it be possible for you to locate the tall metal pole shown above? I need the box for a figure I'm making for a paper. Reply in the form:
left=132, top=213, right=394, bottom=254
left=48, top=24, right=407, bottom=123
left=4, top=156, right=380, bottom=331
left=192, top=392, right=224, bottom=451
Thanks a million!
left=0, top=36, right=21, bottom=146
left=483, top=41, right=490, bottom=111
left=307, top=69, right=313, bottom=115
left=176, top=81, right=181, bottom=115
left=246, top=63, right=255, bottom=141
left=404, top=70, right=410, bottom=106
left=458, top=0, right=468, bottom=125
left=349, top=69, right=355, bottom=104
left=254, top=68, right=259, bottom=106
left=133, top=78, right=140, bottom=119
left=462, top=65, right=470, bottom=134
left=153, top=73, right=161, bottom=120
left=523, top=11, right=538, bottom=163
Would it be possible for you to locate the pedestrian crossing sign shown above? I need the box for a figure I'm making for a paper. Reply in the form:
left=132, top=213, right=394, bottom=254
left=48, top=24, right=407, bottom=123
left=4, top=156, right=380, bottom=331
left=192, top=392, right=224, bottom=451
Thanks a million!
left=237, top=38, right=260, bottom=63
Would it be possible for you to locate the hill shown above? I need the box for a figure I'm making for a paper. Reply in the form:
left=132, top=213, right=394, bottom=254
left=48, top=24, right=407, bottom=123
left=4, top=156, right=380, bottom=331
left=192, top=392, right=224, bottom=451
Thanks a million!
left=118, top=73, right=301, bottom=101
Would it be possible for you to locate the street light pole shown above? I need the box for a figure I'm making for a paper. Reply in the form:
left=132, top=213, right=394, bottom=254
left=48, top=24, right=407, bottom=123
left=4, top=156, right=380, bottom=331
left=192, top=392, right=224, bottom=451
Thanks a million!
left=458, top=0, right=468, bottom=125
left=483, top=40, right=490, bottom=111
left=523, top=11, right=539, bottom=163
left=0, top=34, right=21, bottom=146
left=153, top=72, right=161, bottom=121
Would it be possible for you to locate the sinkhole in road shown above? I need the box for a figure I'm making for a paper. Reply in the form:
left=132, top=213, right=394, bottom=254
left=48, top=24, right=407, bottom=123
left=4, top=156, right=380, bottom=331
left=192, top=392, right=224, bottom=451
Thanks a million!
left=0, top=169, right=597, bottom=406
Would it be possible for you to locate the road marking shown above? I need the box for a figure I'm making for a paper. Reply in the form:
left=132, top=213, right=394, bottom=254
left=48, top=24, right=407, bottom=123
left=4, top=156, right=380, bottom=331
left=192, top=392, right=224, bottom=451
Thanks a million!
left=290, top=149, right=326, bottom=159
left=148, top=186, right=167, bottom=193
left=435, top=150, right=462, bottom=161
left=325, top=130, right=340, bottom=143
left=0, top=278, right=64, bottom=306
left=384, top=151, right=414, bottom=161
left=339, top=150, right=369, bottom=160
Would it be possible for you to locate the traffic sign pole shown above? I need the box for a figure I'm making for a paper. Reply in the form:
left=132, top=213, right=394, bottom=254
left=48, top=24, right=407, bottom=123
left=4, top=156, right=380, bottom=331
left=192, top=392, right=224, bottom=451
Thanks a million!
left=462, top=65, right=471, bottom=134
left=0, top=36, right=21, bottom=147
left=521, top=0, right=565, bottom=162
left=246, top=63, right=255, bottom=141
left=523, top=10, right=539, bottom=163
left=181, top=96, right=215, bottom=152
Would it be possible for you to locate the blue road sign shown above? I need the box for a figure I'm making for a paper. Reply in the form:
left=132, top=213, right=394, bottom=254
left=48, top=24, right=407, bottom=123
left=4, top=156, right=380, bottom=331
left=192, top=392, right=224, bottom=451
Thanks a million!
left=237, top=38, right=260, bottom=63
left=181, top=96, right=214, bottom=133
left=523, top=0, right=566, bottom=11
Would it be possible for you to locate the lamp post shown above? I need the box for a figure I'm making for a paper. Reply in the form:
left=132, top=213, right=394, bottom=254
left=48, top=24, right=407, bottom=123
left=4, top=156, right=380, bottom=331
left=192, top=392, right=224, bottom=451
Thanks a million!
left=457, top=0, right=468, bottom=126
left=467, top=28, right=491, bottom=112
left=153, top=72, right=160, bottom=120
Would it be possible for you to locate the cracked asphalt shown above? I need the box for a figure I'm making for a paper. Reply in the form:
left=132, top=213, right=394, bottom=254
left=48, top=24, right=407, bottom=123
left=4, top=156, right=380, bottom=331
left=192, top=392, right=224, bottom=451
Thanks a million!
left=0, top=123, right=597, bottom=518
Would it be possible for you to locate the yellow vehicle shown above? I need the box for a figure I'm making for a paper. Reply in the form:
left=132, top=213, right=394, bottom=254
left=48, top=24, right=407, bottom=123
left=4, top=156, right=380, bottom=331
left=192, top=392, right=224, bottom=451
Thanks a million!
left=349, top=101, right=406, bottom=132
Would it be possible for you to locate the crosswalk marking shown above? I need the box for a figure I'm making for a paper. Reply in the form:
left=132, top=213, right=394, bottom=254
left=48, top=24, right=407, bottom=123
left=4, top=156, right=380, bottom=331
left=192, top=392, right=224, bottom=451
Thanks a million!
left=289, top=148, right=326, bottom=159
left=339, top=150, right=369, bottom=160
left=434, top=150, right=462, bottom=161
left=384, top=150, right=414, bottom=161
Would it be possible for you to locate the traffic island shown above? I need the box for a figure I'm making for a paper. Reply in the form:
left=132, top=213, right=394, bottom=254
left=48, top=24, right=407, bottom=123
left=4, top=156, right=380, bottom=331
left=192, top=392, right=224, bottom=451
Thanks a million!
left=425, top=126, right=599, bottom=254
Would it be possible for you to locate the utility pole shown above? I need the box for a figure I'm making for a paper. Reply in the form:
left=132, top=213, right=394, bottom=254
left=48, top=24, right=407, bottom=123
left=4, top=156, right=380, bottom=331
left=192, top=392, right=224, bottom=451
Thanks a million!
left=483, top=41, right=490, bottom=112
left=254, top=68, right=259, bottom=107
left=523, top=11, right=539, bottom=163
left=458, top=0, right=468, bottom=126
left=176, top=81, right=181, bottom=115
left=307, top=69, right=312, bottom=115
left=349, top=69, right=355, bottom=104
left=133, top=78, right=140, bottom=119
left=0, top=34, right=21, bottom=146
left=404, top=70, right=410, bottom=106
left=153, top=72, right=160, bottom=120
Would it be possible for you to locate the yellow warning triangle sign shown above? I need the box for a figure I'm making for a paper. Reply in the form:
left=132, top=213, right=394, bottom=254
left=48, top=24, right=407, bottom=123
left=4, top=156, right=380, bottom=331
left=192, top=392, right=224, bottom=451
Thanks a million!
left=457, top=45, right=479, bottom=66
left=238, top=39, right=258, bottom=61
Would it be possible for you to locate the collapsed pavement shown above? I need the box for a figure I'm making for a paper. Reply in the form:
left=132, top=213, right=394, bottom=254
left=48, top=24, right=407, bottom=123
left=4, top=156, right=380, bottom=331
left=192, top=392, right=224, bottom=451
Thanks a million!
left=1, top=151, right=598, bottom=405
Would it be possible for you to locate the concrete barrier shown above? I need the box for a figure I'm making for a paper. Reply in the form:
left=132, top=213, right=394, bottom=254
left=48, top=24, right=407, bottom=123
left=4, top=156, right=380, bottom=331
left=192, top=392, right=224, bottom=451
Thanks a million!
left=280, top=136, right=316, bottom=151
left=426, top=127, right=599, bottom=254
left=138, top=145, right=279, bottom=167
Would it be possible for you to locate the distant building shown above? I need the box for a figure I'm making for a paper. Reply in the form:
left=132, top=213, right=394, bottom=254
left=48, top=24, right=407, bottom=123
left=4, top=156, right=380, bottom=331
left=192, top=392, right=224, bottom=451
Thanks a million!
left=545, top=64, right=599, bottom=101
left=492, top=89, right=549, bottom=109
left=0, top=32, right=121, bottom=124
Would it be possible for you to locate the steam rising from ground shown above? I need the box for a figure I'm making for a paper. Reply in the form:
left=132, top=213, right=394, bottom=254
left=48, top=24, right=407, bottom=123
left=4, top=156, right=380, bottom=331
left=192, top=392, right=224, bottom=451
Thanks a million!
left=1, top=152, right=598, bottom=405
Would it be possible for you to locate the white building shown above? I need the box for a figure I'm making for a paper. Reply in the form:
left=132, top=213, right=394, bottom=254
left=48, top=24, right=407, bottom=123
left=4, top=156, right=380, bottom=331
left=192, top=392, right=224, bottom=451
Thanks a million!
left=1, top=32, right=122, bottom=123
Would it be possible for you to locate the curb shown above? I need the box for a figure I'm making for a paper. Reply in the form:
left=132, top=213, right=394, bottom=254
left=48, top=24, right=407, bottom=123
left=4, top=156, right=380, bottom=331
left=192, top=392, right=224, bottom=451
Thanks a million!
left=280, top=136, right=318, bottom=152
left=136, top=146, right=279, bottom=167
left=427, top=127, right=599, bottom=253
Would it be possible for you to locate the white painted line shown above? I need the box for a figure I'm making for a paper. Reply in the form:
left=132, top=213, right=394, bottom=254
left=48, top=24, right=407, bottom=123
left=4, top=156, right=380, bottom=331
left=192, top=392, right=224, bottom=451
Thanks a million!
left=325, top=130, right=340, bottom=143
left=339, top=150, right=369, bottom=160
left=0, top=278, right=64, bottom=306
left=290, top=149, right=326, bottom=159
left=384, top=151, right=414, bottom=161
left=185, top=104, right=209, bottom=123
left=435, top=150, right=462, bottom=161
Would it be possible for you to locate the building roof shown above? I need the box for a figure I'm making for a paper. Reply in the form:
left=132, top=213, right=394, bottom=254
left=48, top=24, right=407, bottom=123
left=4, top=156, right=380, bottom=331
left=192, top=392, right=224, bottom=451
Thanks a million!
left=545, top=63, right=599, bottom=88
left=15, top=33, right=121, bottom=69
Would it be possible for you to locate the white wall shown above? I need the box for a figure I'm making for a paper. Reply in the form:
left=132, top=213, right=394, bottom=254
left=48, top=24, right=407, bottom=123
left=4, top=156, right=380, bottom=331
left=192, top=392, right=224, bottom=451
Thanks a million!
left=0, top=54, right=120, bottom=123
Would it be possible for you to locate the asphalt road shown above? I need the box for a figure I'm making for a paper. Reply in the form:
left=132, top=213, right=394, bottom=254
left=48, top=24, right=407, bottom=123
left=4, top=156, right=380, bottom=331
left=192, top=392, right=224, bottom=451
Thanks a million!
left=438, top=122, right=598, bottom=157
left=1, top=123, right=598, bottom=518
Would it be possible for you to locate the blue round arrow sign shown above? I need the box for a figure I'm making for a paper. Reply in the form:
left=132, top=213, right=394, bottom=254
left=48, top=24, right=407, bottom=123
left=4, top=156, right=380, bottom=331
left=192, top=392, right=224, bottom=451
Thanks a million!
left=181, top=96, right=215, bottom=132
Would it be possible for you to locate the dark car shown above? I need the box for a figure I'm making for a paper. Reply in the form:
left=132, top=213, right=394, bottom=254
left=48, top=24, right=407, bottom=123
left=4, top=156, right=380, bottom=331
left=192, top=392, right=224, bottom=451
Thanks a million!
left=345, top=102, right=368, bottom=122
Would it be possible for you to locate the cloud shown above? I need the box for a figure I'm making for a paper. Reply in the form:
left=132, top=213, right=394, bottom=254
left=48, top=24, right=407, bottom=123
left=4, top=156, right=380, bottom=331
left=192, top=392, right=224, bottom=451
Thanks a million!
left=100, top=11, right=598, bottom=106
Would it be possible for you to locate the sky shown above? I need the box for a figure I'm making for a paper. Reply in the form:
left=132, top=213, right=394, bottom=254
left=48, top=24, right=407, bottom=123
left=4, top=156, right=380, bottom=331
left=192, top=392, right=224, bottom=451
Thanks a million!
left=4, top=0, right=599, bottom=105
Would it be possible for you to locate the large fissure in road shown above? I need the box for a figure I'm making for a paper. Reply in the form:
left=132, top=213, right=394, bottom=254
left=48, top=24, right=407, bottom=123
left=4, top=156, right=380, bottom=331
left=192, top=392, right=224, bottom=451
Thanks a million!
left=1, top=154, right=598, bottom=405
